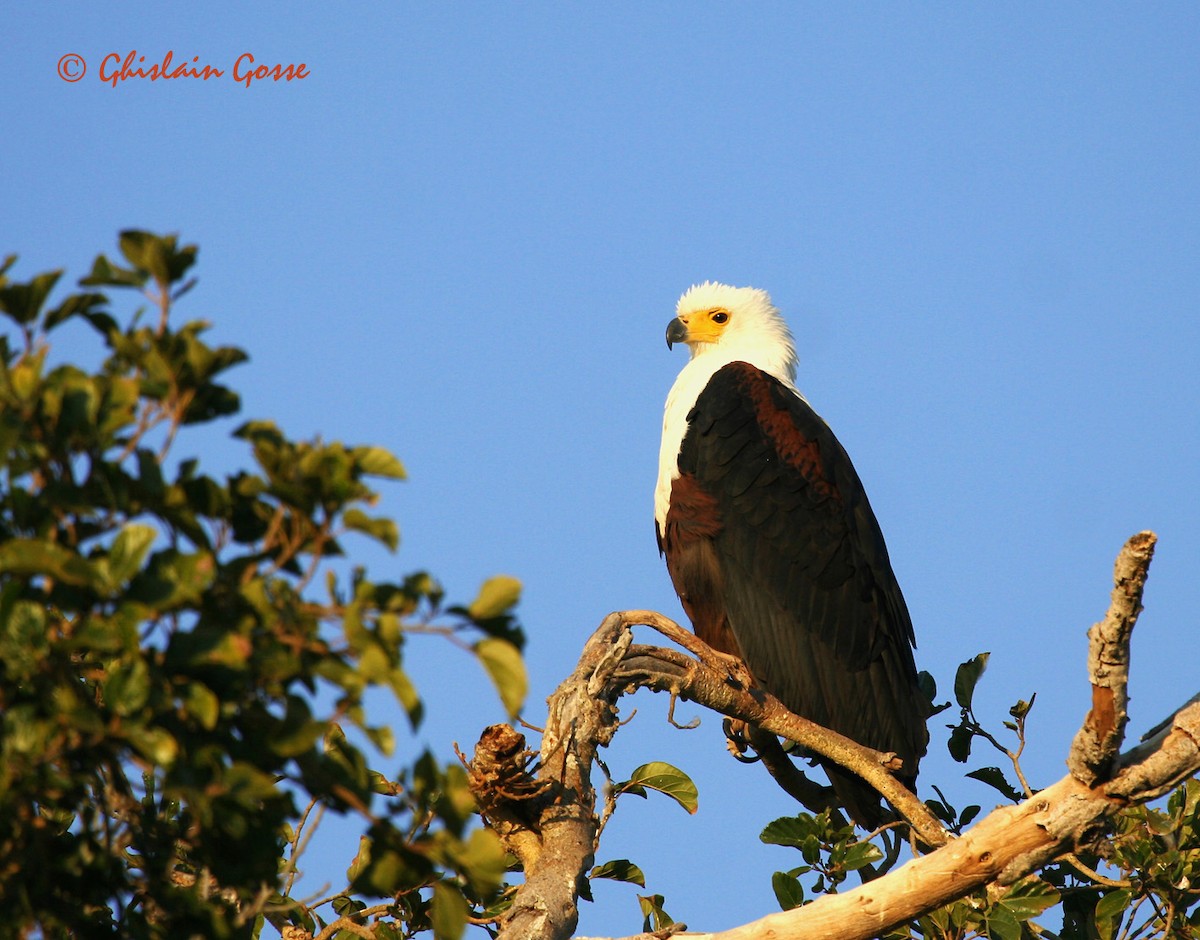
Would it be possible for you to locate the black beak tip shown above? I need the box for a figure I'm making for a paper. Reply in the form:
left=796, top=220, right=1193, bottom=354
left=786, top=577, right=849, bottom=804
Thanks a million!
left=665, top=317, right=688, bottom=350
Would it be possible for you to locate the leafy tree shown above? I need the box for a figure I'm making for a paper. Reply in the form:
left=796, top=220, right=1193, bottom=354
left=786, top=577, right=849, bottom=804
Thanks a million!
left=0, top=233, right=523, bottom=938
left=3, top=232, right=1199, bottom=940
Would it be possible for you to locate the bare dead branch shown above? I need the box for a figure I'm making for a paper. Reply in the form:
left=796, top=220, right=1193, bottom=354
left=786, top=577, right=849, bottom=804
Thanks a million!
left=476, top=607, right=943, bottom=940
left=1108, top=695, right=1200, bottom=803
left=489, top=612, right=632, bottom=940
left=614, top=616, right=948, bottom=846
left=1068, top=531, right=1157, bottom=785
left=744, top=725, right=841, bottom=819
left=480, top=533, right=1200, bottom=940
left=574, top=697, right=1200, bottom=940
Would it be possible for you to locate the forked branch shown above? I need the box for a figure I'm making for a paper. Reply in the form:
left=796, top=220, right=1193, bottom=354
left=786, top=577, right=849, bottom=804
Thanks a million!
left=613, top=609, right=947, bottom=845
left=472, top=531, right=1200, bottom=940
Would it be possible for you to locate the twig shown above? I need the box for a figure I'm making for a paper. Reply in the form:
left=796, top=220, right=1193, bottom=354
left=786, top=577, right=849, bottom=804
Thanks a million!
left=282, top=798, right=325, bottom=896
left=312, top=902, right=395, bottom=940
left=1062, top=852, right=1132, bottom=889
left=745, top=725, right=841, bottom=819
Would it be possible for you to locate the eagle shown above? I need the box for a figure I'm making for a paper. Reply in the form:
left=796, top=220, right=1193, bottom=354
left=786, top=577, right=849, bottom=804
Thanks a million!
left=654, top=281, right=927, bottom=826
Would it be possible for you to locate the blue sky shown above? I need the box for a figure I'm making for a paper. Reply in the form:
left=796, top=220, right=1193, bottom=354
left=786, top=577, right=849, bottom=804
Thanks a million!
left=7, top=5, right=1200, bottom=935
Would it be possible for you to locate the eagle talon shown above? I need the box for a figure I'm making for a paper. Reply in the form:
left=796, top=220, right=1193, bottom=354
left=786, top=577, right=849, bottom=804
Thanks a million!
left=722, top=717, right=761, bottom=763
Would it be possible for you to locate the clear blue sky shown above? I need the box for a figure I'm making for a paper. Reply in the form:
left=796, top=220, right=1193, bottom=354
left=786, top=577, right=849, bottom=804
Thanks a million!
left=7, top=5, right=1200, bottom=935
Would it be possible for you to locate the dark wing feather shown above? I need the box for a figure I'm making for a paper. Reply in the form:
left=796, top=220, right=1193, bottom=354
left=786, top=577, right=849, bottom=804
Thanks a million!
left=674, top=361, right=927, bottom=818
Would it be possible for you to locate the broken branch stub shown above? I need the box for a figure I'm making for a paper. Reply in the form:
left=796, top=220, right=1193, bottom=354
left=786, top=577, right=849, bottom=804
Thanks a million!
left=1068, top=531, right=1156, bottom=786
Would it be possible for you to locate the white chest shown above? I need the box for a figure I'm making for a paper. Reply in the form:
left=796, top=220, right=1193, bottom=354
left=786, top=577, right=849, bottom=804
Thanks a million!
left=654, top=353, right=803, bottom=532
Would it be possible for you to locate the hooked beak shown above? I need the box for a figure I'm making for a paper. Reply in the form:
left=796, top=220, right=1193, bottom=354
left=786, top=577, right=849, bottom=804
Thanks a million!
left=665, top=317, right=689, bottom=350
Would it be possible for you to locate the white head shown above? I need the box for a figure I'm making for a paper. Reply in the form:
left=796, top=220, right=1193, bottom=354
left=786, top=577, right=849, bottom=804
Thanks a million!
left=655, top=282, right=801, bottom=529
left=666, top=281, right=798, bottom=385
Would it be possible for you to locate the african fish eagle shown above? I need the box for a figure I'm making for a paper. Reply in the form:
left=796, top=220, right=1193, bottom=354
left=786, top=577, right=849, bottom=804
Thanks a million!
left=655, top=281, right=926, bottom=826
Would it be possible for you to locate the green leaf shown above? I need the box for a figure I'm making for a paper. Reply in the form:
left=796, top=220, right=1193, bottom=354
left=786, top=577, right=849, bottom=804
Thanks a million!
left=456, top=829, right=507, bottom=897
left=474, top=637, right=527, bottom=718
left=0, top=538, right=97, bottom=588
left=358, top=642, right=391, bottom=682
left=620, top=762, right=698, bottom=814
left=947, top=723, right=974, bottom=763
left=591, top=859, right=646, bottom=888
left=468, top=575, right=522, bottom=620
left=1094, top=887, right=1132, bottom=940
left=119, top=231, right=167, bottom=282
left=954, top=652, right=990, bottom=710
left=331, top=894, right=366, bottom=917
left=183, top=682, right=220, bottom=730
left=1000, top=876, right=1060, bottom=920
left=353, top=445, right=406, bottom=479
left=637, top=894, right=675, bottom=932
left=430, top=881, right=468, bottom=940
left=44, top=291, right=109, bottom=331
left=841, top=840, right=884, bottom=872
left=771, top=870, right=805, bottom=910
left=1009, top=693, right=1036, bottom=721
left=346, top=836, right=371, bottom=886
left=118, top=230, right=196, bottom=285
left=924, top=797, right=956, bottom=827
left=79, top=253, right=145, bottom=288
left=917, top=669, right=937, bottom=703
left=363, top=723, right=395, bottom=757
left=126, top=550, right=216, bottom=610
left=105, top=658, right=151, bottom=715
left=7, top=351, right=45, bottom=402
left=126, top=726, right=179, bottom=766
left=0, top=269, right=62, bottom=324
left=104, top=523, right=158, bottom=587
left=388, top=665, right=424, bottom=728
left=342, top=508, right=400, bottom=551
left=966, top=766, right=1025, bottom=803
left=438, top=764, right=477, bottom=835
left=984, top=903, right=1022, bottom=940
left=761, top=814, right=822, bottom=847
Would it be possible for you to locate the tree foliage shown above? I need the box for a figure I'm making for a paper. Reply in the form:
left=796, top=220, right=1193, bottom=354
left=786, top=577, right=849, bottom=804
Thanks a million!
left=2, top=232, right=1199, bottom=940
left=0, top=233, right=523, bottom=938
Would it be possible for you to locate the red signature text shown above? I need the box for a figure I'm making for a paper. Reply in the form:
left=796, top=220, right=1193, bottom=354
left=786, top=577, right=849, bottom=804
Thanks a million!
left=232, top=53, right=310, bottom=88
left=99, top=50, right=223, bottom=87
left=96, top=50, right=309, bottom=89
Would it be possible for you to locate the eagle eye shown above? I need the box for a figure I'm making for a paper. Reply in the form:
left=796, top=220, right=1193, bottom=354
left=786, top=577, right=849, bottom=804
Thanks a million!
left=712, top=311, right=729, bottom=324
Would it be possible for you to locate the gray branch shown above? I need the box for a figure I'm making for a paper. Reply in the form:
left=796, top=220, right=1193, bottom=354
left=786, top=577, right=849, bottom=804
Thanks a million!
left=484, top=613, right=632, bottom=940
left=471, top=532, right=1200, bottom=940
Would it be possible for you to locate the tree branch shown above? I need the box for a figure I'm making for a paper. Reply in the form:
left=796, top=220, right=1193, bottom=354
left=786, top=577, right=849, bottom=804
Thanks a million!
left=614, top=611, right=948, bottom=846
left=473, top=532, right=1200, bottom=940
left=572, top=695, right=1200, bottom=940
left=1068, top=531, right=1156, bottom=785
left=486, top=612, right=632, bottom=940
left=473, top=608, right=942, bottom=939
